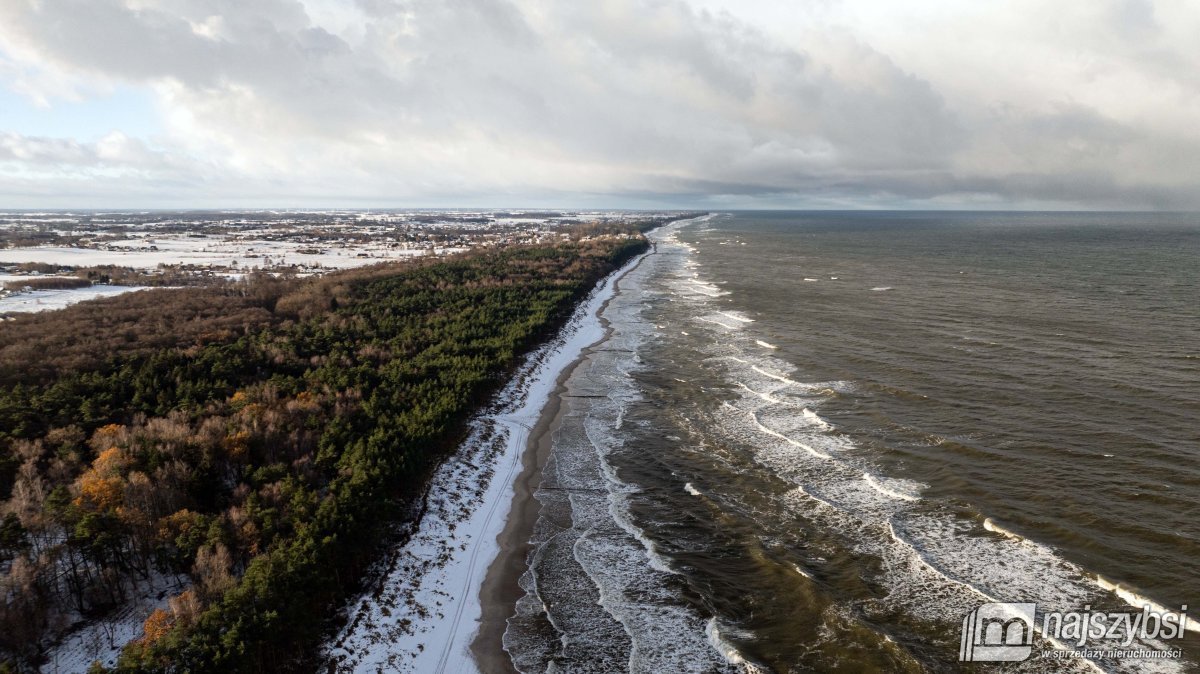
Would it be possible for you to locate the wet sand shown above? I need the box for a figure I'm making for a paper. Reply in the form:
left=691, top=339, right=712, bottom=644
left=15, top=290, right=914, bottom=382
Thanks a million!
left=471, top=245, right=656, bottom=673
left=470, top=354, right=579, bottom=673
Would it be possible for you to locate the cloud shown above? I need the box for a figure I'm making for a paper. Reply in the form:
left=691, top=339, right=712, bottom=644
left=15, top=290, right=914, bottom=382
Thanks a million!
left=0, top=0, right=1198, bottom=207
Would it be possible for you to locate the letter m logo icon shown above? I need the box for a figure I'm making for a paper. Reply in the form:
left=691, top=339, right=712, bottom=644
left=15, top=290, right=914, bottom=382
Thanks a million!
left=960, top=602, right=1036, bottom=662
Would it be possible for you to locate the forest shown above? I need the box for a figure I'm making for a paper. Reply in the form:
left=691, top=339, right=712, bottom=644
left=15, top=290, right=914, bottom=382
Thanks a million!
left=0, top=229, right=652, bottom=672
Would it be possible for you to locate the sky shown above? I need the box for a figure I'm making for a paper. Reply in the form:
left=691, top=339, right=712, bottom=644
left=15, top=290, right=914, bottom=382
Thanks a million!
left=1, top=0, right=1199, bottom=209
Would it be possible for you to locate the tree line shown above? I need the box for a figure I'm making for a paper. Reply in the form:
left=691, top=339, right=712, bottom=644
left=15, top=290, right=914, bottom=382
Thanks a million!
left=0, top=232, right=650, bottom=672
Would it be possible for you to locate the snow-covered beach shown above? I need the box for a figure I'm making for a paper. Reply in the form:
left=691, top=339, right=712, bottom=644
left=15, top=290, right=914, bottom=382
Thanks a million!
left=322, top=245, right=651, bottom=673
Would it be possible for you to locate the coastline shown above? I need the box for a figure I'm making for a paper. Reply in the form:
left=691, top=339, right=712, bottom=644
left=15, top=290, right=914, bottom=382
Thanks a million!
left=323, top=242, right=654, bottom=673
left=471, top=241, right=658, bottom=673
left=469, top=343, right=573, bottom=674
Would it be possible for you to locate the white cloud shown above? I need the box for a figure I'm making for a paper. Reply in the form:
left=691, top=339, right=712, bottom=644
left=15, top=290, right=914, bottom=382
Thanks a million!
left=0, top=0, right=1198, bottom=207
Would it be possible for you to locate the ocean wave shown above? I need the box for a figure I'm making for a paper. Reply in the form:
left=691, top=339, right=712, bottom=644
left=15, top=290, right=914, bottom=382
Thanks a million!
left=735, top=381, right=781, bottom=404
left=697, top=315, right=741, bottom=330
left=705, top=618, right=767, bottom=673
left=982, top=517, right=1024, bottom=541
left=1093, top=576, right=1200, bottom=634
left=750, top=410, right=832, bottom=459
left=863, top=472, right=922, bottom=502
left=718, top=311, right=754, bottom=323
left=749, top=365, right=809, bottom=388
left=801, top=408, right=832, bottom=430
left=553, top=214, right=1185, bottom=673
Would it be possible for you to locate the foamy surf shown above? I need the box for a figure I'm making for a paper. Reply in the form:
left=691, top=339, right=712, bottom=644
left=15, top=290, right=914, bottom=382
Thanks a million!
left=560, top=212, right=1196, bottom=673
left=754, top=340, right=777, bottom=349
left=750, top=365, right=808, bottom=388
left=674, top=238, right=1122, bottom=669
left=736, top=381, right=781, bottom=404
left=505, top=215, right=745, bottom=674
left=705, top=619, right=766, bottom=672
left=718, top=311, right=754, bottom=323
left=982, top=517, right=1023, bottom=540
left=801, top=408, right=831, bottom=430
left=1094, top=576, right=1199, bottom=634
left=863, top=473, right=921, bottom=502
left=790, top=562, right=814, bottom=580
left=697, top=316, right=741, bottom=330
left=750, top=410, right=832, bottom=459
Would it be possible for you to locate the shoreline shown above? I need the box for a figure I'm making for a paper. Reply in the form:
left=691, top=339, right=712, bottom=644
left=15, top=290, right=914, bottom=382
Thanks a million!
left=322, top=242, right=656, bottom=673
left=471, top=240, right=660, bottom=672
left=469, top=338, right=575, bottom=674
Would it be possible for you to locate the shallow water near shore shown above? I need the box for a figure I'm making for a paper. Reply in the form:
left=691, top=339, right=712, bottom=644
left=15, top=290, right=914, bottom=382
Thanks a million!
left=505, top=212, right=1200, bottom=673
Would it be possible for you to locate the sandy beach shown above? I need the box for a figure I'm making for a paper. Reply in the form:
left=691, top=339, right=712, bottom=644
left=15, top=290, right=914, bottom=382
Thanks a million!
left=471, top=243, right=657, bottom=672
left=323, top=243, right=654, bottom=673
left=470, top=347, right=574, bottom=674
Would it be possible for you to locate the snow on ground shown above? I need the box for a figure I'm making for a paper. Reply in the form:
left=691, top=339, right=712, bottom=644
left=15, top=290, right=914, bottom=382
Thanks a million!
left=0, top=274, right=76, bottom=285
left=0, top=236, right=465, bottom=314
left=0, top=237, right=447, bottom=272
left=0, top=285, right=151, bottom=313
left=41, top=572, right=186, bottom=674
left=323, top=250, right=646, bottom=674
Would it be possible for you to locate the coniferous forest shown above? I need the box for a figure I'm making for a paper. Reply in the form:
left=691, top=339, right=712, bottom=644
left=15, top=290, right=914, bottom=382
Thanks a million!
left=0, top=231, right=650, bottom=672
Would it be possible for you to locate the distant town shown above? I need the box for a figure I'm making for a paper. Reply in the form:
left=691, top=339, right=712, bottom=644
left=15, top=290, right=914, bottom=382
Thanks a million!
left=0, top=210, right=677, bottom=315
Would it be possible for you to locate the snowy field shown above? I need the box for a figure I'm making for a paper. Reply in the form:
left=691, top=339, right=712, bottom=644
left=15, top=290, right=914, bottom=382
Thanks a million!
left=0, top=237, right=456, bottom=272
left=0, top=285, right=150, bottom=313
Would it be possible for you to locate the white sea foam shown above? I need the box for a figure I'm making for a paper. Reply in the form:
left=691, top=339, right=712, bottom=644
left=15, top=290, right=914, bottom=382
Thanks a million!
left=871, top=286, right=893, bottom=291
left=803, top=278, right=819, bottom=282
left=736, top=382, right=781, bottom=404
left=598, top=466, right=676, bottom=575
left=705, top=618, right=766, bottom=672
left=687, top=279, right=725, bottom=297
left=750, top=411, right=831, bottom=459
left=754, top=340, right=777, bottom=349
left=801, top=409, right=831, bottom=430
left=790, top=562, right=814, bottom=580
left=982, top=517, right=1023, bottom=540
left=886, top=519, right=1110, bottom=672
left=785, top=485, right=840, bottom=513
left=1094, top=576, right=1199, bottom=634
left=750, top=366, right=809, bottom=389
left=697, top=316, right=741, bottom=330
left=863, top=473, right=921, bottom=502
left=718, top=311, right=754, bottom=323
